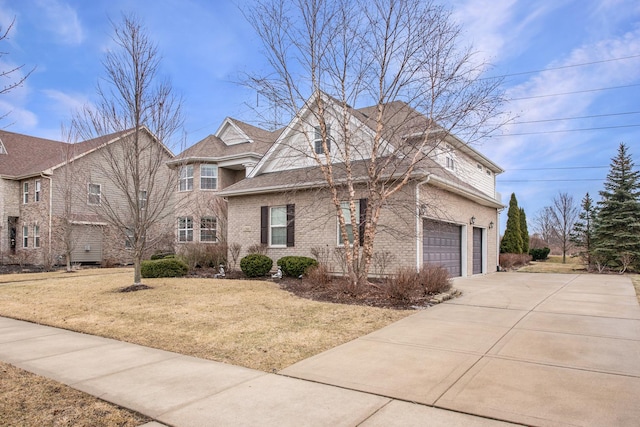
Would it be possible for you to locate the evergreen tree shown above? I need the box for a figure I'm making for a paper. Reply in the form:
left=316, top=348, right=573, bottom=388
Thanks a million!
left=593, top=143, right=640, bottom=272
left=519, top=207, right=529, bottom=254
left=571, top=193, right=597, bottom=269
left=501, top=193, right=523, bottom=253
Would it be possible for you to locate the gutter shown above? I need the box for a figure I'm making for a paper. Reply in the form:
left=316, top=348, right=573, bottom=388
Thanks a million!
left=415, top=175, right=431, bottom=270
left=40, top=172, right=53, bottom=262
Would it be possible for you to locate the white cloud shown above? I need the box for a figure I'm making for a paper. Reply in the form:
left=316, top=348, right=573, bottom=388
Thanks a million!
left=0, top=99, right=38, bottom=129
left=35, top=0, right=84, bottom=45
left=42, top=89, right=90, bottom=115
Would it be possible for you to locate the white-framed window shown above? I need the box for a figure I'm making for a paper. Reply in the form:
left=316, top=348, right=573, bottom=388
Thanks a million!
left=178, top=216, right=193, bottom=242
left=88, top=183, right=101, bottom=205
left=200, top=164, right=218, bottom=190
left=22, top=226, right=28, bottom=248
left=270, top=206, right=287, bottom=247
left=139, top=190, right=147, bottom=210
left=446, top=156, right=455, bottom=170
left=486, top=169, right=492, bottom=176
left=338, top=201, right=360, bottom=246
left=23, top=182, right=28, bottom=204
left=34, top=225, right=40, bottom=248
left=200, top=216, right=217, bottom=242
left=179, top=165, right=193, bottom=191
left=314, top=125, right=332, bottom=154
left=35, top=180, right=41, bottom=202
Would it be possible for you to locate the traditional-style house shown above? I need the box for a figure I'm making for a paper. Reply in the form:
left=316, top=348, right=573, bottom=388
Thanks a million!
left=218, top=94, right=504, bottom=277
left=0, top=128, right=174, bottom=266
left=168, top=118, right=281, bottom=247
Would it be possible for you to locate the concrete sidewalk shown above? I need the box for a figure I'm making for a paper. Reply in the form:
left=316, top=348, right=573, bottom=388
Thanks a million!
left=282, top=273, right=640, bottom=427
left=2, top=273, right=639, bottom=426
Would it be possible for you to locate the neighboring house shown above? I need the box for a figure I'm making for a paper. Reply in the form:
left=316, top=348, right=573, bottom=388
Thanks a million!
left=0, top=128, right=174, bottom=266
left=219, top=96, right=504, bottom=277
left=168, top=118, right=281, bottom=247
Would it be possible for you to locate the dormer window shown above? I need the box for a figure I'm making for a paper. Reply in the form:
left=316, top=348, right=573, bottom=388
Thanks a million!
left=314, top=125, right=332, bottom=154
left=446, top=156, right=455, bottom=171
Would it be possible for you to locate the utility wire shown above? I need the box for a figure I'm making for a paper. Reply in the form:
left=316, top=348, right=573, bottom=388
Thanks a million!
left=509, top=83, right=640, bottom=101
left=498, top=179, right=605, bottom=182
left=490, top=124, right=640, bottom=137
left=506, top=165, right=608, bottom=171
left=510, top=111, right=640, bottom=125
left=483, top=54, right=640, bottom=80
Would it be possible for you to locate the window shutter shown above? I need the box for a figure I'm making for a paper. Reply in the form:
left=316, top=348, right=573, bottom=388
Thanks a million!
left=260, top=206, right=268, bottom=244
left=286, top=204, right=295, bottom=247
left=359, top=198, right=367, bottom=246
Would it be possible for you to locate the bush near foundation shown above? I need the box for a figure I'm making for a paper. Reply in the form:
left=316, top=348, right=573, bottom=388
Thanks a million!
left=240, top=254, right=273, bottom=278
left=384, top=265, right=451, bottom=302
left=141, top=258, right=188, bottom=278
left=277, top=256, right=318, bottom=277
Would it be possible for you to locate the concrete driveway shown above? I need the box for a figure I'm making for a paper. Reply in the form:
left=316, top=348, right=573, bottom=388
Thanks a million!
left=281, top=273, right=640, bottom=427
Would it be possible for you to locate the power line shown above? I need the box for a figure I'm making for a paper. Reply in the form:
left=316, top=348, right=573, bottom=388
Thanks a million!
left=490, top=124, right=640, bottom=137
left=506, top=166, right=608, bottom=171
left=484, top=54, right=640, bottom=80
left=509, top=83, right=640, bottom=101
left=510, top=111, right=640, bottom=125
left=498, top=179, right=605, bottom=183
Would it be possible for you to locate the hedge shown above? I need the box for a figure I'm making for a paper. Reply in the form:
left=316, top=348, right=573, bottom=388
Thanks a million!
left=277, top=256, right=318, bottom=277
left=529, top=247, right=551, bottom=261
left=141, top=258, right=188, bottom=278
left=240, top=254, right=273, bottom=278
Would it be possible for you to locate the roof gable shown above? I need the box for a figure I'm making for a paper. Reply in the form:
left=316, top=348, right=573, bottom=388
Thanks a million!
left=215, top=118, right=252, bottom=145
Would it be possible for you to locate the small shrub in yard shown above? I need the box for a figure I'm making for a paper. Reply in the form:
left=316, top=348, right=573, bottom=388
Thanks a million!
left=305, top=264, right=332, bottom=286
left=499, top=253, right=532, bottom=270
left=240, top=254, right=273, bottom=277
left=418, top=264, right=451, bottom=295
left=277, top=256, right=318, bottom=277
left=150, top=251, right=175, bottom=260
left=385, top=264, right=451, bottom=302
left=141, top=258, right=188, bottom=278
left=529, top=247, right=551, bottom=261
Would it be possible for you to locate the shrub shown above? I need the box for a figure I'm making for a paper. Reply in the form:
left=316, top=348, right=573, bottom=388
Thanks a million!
left=141, top=258, right=188, bottom=278
left=277, top=256, right=318, bottom=277
left=178, top=243, right=227, bottom=270
left=385, top=264, right=451, bottom=302
left=418, top=264, right=451, bottom=295
left=529, top=247, right=551, bottom=261
left=499, top=253, right=532, bottom=270
left=150, top=251, right=175, bottom=260
left=305, top=264, right=332, bottom=287
left=240, top=254, right=273, bottom=277
left=246, top=243, right=268, bottom=255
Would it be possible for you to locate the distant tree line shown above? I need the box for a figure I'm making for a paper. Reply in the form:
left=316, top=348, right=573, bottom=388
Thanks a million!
left=505, top=142, right=640, bottom=273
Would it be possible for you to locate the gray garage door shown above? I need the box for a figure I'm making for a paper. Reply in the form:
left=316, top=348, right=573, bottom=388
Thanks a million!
left=473, top=227, right=482, bottom=274
left=423, top=219, right=461, bottom=277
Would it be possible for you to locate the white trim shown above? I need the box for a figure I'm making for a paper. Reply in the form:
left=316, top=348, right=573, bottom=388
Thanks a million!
left=269, top=206, right=287, bottom=248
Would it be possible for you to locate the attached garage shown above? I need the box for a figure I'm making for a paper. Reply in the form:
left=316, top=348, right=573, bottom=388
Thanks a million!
left=71, top=225, right=103, bottom=263
left=423, top=219, right=462, bottom=277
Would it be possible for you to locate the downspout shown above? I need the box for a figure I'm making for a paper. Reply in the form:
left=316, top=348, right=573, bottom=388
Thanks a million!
left=41, top=173, right=53, bottom=262
left=415, top=175, right=431, bottom=271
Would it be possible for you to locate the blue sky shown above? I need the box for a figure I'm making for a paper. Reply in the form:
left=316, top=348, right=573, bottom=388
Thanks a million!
left=0, top=0, right=639, bottom=232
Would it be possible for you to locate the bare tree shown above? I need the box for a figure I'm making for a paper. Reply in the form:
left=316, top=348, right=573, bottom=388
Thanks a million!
left=0, top=18, right=35, bottom=121
left=245, top=0, right=504, bottom=285
left=546, top=192, right=579, bottom=263
left=73, top=15, right=183, bottom=285
left=533, top=206, right=557, bottom=246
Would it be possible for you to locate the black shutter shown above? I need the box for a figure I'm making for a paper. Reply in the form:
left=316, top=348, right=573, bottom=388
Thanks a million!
left=286, top=204, right=295, bottom=247
left=359, top=198, right=367, bottom=247
left=260, top=206, right=268, bottom=244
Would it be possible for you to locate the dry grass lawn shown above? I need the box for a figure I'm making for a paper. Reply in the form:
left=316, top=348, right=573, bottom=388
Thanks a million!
left=0, top=268, right=410, bottom=372
left=517, top=255, right=586, bottom=274
left=0, top=361, right=149, bottom=427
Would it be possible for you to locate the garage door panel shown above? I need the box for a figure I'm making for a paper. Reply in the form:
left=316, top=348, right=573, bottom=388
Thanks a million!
left=423, top=219, right=461, bottom=277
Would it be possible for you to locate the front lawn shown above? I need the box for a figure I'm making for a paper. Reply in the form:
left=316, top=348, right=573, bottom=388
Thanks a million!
left=0, top=268, right=410, bottom=372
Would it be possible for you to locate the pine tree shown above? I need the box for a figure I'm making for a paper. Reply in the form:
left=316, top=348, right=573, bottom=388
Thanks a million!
left=501, top=193, right=523, bottom=253
left=593, top=143, right=640, bottom=272
left=571, top=193, right=597, bottom=269
left=519, top=207, right=529, bottom=254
